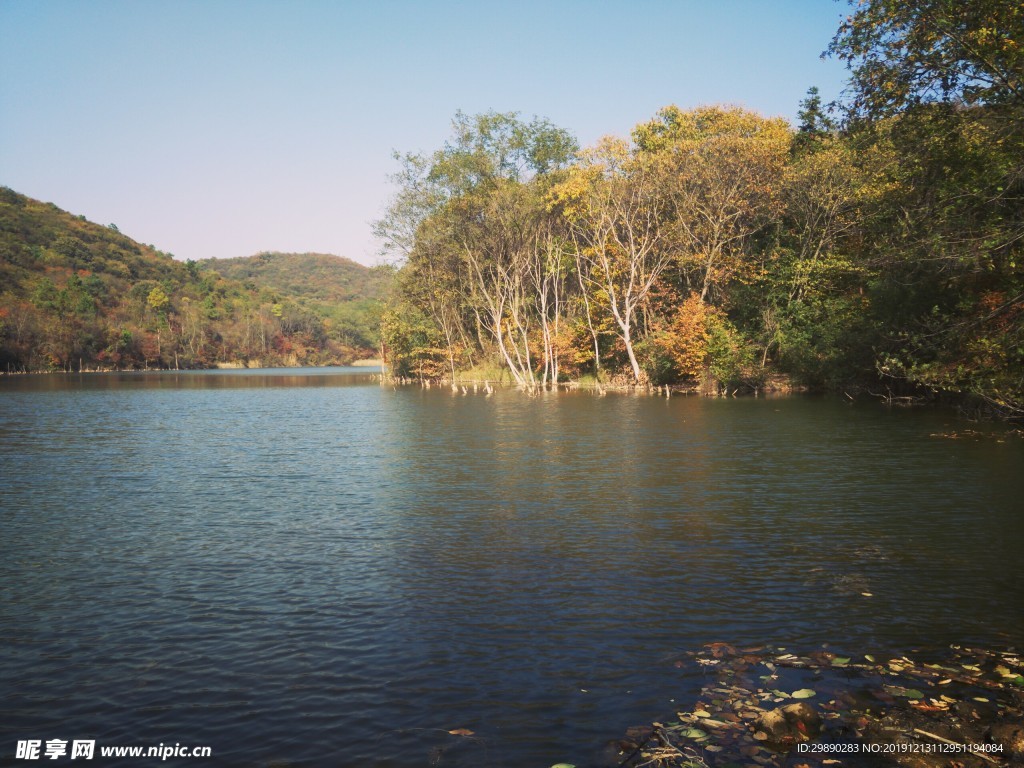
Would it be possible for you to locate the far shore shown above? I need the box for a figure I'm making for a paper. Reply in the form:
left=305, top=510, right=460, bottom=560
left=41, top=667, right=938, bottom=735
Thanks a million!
left=2, top=359, right=384, bottom=375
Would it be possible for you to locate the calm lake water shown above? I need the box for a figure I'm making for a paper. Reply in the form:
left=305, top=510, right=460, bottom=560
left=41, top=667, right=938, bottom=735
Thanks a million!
left=1, top=367, right=1022, bottom=767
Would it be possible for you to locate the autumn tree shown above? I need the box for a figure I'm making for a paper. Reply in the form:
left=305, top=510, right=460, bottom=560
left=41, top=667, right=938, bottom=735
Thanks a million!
left=551, top=137, right=672, bottom=383
left=377, top=111, right=578, bottom=386
left=829, top=0, right=1024, bottom=117
left=828, top=0, right=1024, bottom=417
left=633, top=106, right=792, bottom=304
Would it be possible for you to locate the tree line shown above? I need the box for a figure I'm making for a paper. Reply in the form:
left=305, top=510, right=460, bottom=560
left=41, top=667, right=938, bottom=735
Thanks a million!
left=376, top=0, right=1023, bottom=420
left=0, top=191, right=388, bottom=372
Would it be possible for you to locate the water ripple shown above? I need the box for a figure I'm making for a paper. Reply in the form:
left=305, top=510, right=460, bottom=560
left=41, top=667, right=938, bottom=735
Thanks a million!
left=1, top=375, right=1022, bottom=766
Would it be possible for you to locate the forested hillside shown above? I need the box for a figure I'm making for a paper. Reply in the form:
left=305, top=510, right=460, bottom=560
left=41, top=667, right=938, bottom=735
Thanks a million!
left=203, top=251, right=390, bottom=303
left=199, top=251, right=391, bottom=351
left=0, top=189, right=390, bottom=371
left=377, top=0, right=1023, bottom=420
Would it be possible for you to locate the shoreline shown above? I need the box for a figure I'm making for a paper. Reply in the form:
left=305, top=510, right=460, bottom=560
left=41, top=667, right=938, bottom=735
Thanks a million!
left=0, top=359, right=383, bottom=375
left=383, top=372, right=806, bottom=398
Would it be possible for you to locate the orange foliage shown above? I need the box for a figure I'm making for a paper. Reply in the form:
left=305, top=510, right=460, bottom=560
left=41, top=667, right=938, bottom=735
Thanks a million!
left=650, top=293, right=713, bottom=379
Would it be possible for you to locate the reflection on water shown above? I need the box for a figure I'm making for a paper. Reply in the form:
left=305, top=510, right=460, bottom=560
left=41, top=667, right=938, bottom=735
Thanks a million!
left=0, top=370, right=1021, bottom=767
left=0, top=365, right=381, bottom=391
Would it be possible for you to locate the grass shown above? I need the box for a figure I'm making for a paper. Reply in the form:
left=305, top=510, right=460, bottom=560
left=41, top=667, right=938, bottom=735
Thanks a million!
left=454, top=361, right=514, bottom=385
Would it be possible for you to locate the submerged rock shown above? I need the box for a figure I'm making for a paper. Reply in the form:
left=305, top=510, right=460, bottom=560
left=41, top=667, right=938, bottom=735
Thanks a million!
left=754, top=701, right=822, bottom=744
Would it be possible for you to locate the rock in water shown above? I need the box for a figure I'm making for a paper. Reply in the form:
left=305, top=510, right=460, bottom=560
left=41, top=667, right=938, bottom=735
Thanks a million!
left=755, top=702, right=822, bottom=745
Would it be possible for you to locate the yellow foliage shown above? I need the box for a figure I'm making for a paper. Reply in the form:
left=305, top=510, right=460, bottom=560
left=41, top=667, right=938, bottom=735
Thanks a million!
left=633, top=104, right=791, bottom=154
left=547, top=165, right=598, bottom=222
left=546, top=136, right=630, bottom=222
left=628, top=105, right=793, bottom=302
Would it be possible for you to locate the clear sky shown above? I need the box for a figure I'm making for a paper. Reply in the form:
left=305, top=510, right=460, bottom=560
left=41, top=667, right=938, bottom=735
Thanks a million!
left=0, top=0, right=850, bottom=266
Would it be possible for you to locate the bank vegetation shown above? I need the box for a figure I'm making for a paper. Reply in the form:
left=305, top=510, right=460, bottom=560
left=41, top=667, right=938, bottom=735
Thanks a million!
left=376, top=0, right=1024, bottom=421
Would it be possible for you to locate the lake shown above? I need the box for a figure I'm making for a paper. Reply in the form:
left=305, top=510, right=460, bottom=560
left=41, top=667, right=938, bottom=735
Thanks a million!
left=1, top=367, right=1022, bottom=766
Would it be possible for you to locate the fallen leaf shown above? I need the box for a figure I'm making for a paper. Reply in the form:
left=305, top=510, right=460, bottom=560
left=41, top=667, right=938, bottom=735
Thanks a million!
left=884, top=685, right=924, bottom=699
left=680, top=727, right=708, bottom=740
left=448, top=728, right=474, bottom=736
left=792, top=689, right=816, bottom=699
left=753, top=731, right=769, bottom=741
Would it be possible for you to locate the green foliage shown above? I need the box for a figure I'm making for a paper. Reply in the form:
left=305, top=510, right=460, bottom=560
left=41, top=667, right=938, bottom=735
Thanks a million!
left=829, top=0, right=1024, bottom=117
left=794, top=86, right=837, bottom=154
left=705, top=314, right=760, bottom=391
left=202, top=251, right=389, bottom=303
left=775, top=291, right=877, bottom=387
left=821, top=0, right=1024, bottom=416
left=198, top=251, right=392, bottom=351
left=52, top=235, right=92, bottom=265
left=433, top=110, right=578, bottom=191
left=380, top=300, right=446, bottom=379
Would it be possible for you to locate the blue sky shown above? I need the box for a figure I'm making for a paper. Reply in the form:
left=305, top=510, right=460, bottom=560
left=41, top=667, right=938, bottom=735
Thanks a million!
left=0, top=1, right=850, bottom=266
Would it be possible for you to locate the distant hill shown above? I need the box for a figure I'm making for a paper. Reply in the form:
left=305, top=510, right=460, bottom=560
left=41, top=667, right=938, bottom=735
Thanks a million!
left=201, top=251, right=390, bottom=304
left=0, top=187, right=390, bottom=371
left=200, top=251, right=394, bottom=354
left=0, top=186, right=186, bottom=293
